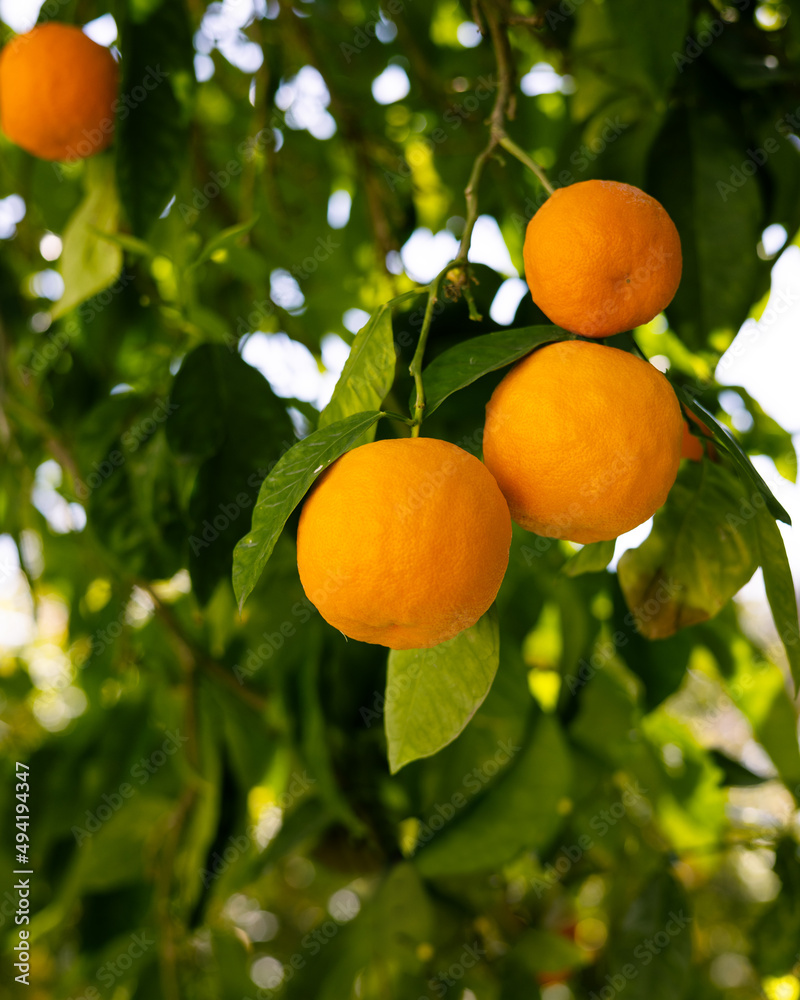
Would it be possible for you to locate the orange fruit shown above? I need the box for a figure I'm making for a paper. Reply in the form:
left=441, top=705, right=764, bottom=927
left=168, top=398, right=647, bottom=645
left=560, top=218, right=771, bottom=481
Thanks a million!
left=482, top=340, right=682, bottom=543
left=681, top=420, right=704, bottom=462
left=681, top=410, right=716, bottom=462
left=296, top=437, right=511, bottom=649
left=0, top=23, right=119, bottom=161
left=523, top=180, right=682, bottom=338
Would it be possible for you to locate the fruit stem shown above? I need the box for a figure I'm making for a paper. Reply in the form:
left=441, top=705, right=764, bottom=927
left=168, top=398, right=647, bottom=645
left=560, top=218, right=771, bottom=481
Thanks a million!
left=497, top=135, right=555, bottom=195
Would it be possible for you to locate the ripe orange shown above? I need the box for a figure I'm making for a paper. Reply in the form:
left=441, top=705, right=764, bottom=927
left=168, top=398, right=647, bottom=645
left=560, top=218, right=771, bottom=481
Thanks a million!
left=0, top=23, right=119, bottom=161
left=482, top=341, right=682, bottom=543
left=523, top=180, right=682, bottom=338
left=296, top=437, right=511, bottom=649
left=681, top=421, right=704, bottom=462
left=681, top=410, right=716, bottom=462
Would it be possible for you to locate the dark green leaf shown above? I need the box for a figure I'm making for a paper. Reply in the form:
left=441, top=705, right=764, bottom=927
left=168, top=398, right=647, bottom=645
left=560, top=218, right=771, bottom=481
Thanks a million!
left=709, top=750, right=767, bottom=787
left=116, top=0, right=194, bottom=236
left=562, top=539, right=616, bottom=577
left=648, top=107, right=764, bottom=350
left=419, top=326, right=570, bottom=418
left=415, top=715, right=572, bottom=876
left=385, top=608, right=500, bottom=774
left=680, top=394, right=790, bottom=524
left=232, top=410, right=383, bottom=610
left=755, top=508, right=800, bottom=692
left=618, top=461, right=760, bottom=638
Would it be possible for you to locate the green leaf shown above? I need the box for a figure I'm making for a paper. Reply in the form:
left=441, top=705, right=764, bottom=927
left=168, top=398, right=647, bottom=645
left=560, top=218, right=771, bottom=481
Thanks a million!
left=190, top=217, right=259, bottom=270
left=617, top=461, right=760, bottom=639
left=509, top=928, right=587, bottom=977
left=116, top=0, right=194, bottom=237
left=385, top=608, right=500, bottom=774
left=166, top=344, right=296, bottom=602
left=648, top=106, right=765, bottom=350
left=419, top=326, right=570, bottom=418
left=708, top=750, right=768, bottom=787
left=755, top=508, right=800, bottom=692
left=726, top=650, right=800, bottom=791
left=562, top=539, right=616, bottom=577
left=319, top=303, right=396, bottom=430
left=414, top=715, right=572, bottom=876
left=232, top=410, right=383, bottom=610
left=51, top=157, right=123, bottom=321
left=606, top=871, right=692, bottom=1000
left=681, top=394, right=791, bottom=524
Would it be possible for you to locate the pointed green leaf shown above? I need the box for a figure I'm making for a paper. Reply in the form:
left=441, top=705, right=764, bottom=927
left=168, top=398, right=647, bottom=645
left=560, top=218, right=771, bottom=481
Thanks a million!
left=419, top=326, right=571, bottom=417
left=755, top=508, right=800, bottom=692
left=116, top=0, right=194, bottom=237
left=190, top=216, right=259, bottom=270
left=386, top=608, right=500, bottom=774
left=681, top=393, right=791, bottom=524
left=414, top=715, right=572, bottom=876
left=562, top=538, right=616, bottom=577
left=319, top=304, right=397, bottom=430
left=232, top=410, right=383, bottom=610
left=618, top=461, right=759, bottom=638
left=51, top=158, right=123, bottom=321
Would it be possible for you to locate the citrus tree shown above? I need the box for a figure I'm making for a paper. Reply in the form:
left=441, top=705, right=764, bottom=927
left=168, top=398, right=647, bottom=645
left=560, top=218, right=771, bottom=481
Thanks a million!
left=1, top=1, right=800, bottom=998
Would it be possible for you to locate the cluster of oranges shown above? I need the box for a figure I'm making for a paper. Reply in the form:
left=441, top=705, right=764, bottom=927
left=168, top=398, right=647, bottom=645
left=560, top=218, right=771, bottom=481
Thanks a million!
left=0, top=25, right=696, bottom=652
left=299, top=182, right=689, bottom=650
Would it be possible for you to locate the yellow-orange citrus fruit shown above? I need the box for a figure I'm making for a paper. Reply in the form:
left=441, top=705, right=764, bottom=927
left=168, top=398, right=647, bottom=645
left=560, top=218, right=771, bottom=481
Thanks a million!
left=681, top=420, right=704, bottom=462
left=681, top=410, right=716, bottom=462
left=0, top=23, right=119, bottom=161
left=296, top=437, right=511, bottom=649
left=523, top=180, right=682, bottom=338
left=483, top=340, right=682, bottom=543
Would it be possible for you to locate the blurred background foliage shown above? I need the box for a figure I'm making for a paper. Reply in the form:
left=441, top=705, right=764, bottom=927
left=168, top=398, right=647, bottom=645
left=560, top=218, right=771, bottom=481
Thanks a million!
left=1, top=0, right=800, bottom=998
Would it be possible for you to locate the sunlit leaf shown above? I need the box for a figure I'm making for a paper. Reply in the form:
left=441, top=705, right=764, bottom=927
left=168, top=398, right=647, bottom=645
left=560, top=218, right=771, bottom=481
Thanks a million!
left=385, top=608, right=500, bottom=774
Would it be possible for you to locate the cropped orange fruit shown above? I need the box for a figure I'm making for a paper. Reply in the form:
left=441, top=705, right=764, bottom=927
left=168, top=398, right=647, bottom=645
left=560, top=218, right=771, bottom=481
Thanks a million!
left=523, top=180, right=682, bottom=338
left=296, top=437, right=511, bottom=649
left=681, top=421, right=704, bottom=462
left=482, top=340, right=682, bottom=543
left=0, top=23, right=119, bottom=161
left=681, top=410, right=716, bottom=462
